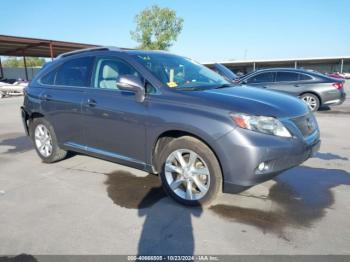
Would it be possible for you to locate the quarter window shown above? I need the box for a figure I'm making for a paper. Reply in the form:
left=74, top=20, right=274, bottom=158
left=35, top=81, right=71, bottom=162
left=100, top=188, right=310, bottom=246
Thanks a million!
left=299, top=74, right=312, bottom=81
left=94, top=58, right=141, bottom=90
left=40, top=68, right=57, bottom=85
left=247, top=72, right=275, bottom=83
left=276, top=72, right=299, bottom=82
left=55, top=57, right=94, bottom=87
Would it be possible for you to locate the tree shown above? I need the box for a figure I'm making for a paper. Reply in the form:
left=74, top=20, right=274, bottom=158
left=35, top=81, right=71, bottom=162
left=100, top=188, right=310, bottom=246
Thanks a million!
left=2, top=57, right=46, bottom=67
left=130, top=5, right=184, bottom=50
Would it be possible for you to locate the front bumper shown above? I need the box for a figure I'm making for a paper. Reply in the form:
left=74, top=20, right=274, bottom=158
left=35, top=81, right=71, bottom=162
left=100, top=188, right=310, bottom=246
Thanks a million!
left=214, top=124, right=320, bottom=193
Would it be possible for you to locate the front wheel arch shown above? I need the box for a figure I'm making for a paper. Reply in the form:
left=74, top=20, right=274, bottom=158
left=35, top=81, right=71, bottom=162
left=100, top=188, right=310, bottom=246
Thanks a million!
left=152, top=130, right=222, bottom=177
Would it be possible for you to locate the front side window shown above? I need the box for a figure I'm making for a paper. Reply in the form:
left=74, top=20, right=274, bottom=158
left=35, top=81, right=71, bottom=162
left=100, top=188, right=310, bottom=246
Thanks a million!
left=55, top=57, right=94, bottom=87
left=276, top=72, right=299, bottom=82
left=247, top=72, right=275, bottom=83
left=132, top=53, right=229, bottom=89
left=94, top=58, right=140, bottom=90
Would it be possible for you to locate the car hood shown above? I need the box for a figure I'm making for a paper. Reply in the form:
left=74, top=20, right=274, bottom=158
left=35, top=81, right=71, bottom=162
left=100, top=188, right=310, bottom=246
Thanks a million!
left=183, top=86, right=309, bottom=118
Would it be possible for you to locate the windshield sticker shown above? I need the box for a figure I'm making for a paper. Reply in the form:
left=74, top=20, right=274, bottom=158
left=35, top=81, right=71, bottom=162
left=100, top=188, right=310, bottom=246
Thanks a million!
left=167, top=81, right=178, bottom=88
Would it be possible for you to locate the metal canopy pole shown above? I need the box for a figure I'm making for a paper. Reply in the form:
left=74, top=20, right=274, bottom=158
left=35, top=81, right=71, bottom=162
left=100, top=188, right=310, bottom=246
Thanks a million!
left=49, top=42, right=54, bottom=61
left=0, top=56, right=3, bottom=79
left=23, top=55, right=28, bottom=81
left=253, top=62, right=256, bottom=71
left=340, top=59, right=344, bottom=73
left=294, top=61, right=298, bottom=69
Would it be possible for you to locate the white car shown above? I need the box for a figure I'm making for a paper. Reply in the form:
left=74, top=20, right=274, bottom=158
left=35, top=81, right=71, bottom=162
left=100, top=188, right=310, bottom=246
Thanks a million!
left=341, top=72, right=350, bottom=79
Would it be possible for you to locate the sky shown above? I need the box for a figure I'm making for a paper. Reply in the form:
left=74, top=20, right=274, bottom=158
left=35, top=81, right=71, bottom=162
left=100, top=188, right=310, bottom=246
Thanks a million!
left=1, top=0, right=349, bottom=62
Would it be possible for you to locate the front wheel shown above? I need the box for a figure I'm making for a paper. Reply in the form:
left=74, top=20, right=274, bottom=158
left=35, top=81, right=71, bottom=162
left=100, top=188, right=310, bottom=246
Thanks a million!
left=300, top=93, right=320, bottom=112
left=158, top=136, right=222, bottom=206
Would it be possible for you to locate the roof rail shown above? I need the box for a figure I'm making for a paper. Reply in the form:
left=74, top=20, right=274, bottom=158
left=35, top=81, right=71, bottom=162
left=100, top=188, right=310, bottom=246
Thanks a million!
left=56, top=46, right=124, bottom=59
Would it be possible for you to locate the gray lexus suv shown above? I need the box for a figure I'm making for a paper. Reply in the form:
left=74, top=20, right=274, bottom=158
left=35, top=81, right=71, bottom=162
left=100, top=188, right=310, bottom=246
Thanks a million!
left=21, top=47, right=320, bottom=206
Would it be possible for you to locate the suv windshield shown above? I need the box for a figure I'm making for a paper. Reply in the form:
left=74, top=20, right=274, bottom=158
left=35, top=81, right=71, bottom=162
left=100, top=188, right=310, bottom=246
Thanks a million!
left=132, top=53, right=230, bottom=89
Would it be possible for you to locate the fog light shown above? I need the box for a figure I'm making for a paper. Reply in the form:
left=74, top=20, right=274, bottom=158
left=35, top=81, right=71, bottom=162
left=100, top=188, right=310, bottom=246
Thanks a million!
left=258, top=162, right=268, bottom=172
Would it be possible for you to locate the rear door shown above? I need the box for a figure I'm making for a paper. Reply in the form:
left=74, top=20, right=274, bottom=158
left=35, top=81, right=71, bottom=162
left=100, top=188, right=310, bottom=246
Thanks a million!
left=39, top=56, right=94, bottom=146
left=268, top=71, right=304, bottom=96
left=81, top=55, right=148, bottom=168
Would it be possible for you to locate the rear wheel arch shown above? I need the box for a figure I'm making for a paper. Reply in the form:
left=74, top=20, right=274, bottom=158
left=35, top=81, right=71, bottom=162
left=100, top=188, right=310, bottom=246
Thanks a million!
left=27, top=112, right=45, bottom=136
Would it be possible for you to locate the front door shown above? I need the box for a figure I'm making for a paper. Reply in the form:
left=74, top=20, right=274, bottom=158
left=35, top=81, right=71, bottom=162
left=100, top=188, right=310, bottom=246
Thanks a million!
left=82, top=55, right=148, bottom=168
left=245, top=71, right=276, bottom=89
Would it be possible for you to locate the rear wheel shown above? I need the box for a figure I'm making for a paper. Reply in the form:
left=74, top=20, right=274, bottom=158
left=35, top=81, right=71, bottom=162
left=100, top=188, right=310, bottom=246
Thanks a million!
left=300, top=93, right=320, bottom=112
left=158, top=136, right=222, bottom=206
left=29, top=118, right=67, bottom=163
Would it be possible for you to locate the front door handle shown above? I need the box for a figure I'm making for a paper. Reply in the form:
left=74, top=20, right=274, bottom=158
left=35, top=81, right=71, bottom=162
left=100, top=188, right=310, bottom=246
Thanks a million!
left=86, top=98, right=97, bottom=107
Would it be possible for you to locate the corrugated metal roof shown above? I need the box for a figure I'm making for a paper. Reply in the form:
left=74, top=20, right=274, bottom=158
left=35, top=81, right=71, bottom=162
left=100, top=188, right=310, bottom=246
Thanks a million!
left=0, top=35, right=100, bottom=57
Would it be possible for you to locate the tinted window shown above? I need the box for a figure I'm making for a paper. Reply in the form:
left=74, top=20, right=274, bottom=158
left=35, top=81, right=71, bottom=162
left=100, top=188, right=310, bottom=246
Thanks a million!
left=276, top=72, right=299, bottom=82
left=299, top=74, right=312, bottom=81
left=40, top=68, right=57, bottom=85
left=247, top=72, right=275, bottom=83
left=94, top=58, right=140, bottom=90
left=55, top=57, right=94, bottom=87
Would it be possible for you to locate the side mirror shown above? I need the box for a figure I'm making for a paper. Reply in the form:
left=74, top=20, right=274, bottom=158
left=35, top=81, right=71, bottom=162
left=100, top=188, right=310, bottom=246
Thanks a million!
left=117, top=75, right=145, bottom=103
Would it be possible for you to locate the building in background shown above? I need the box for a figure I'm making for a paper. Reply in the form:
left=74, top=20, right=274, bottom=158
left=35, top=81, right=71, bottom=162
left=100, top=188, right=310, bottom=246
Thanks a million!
left=205, top=57, right=350, bottom=75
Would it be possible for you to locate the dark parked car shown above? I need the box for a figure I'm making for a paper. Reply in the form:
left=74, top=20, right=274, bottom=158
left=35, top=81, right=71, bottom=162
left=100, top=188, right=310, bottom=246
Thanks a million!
left=237, top=68, right=346, bottom=111
left=210, top=63, right=238, bottom=83
left=21, top=48, right=320, bottom=206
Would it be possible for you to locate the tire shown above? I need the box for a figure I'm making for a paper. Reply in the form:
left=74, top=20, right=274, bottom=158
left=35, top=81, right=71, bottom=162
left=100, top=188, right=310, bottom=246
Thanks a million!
left=158, top=136, right=222, bottom=206
left=300, top=93, right=320, bottom=112
left=29, top=118, right=67, bottom=163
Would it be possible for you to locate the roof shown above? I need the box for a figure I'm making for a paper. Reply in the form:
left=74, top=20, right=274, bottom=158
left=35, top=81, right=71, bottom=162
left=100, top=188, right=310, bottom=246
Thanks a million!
left=0, top=35, right=99, bottom=57
left=249, top=67, right=315, bottom=72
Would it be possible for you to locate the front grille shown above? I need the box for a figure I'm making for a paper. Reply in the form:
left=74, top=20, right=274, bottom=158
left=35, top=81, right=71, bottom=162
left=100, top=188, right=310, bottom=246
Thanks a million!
left=291, top=113, right=317, bottom=137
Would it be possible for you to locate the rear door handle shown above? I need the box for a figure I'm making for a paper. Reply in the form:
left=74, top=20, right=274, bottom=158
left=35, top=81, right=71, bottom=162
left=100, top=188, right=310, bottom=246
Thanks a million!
left=86, top=98, right=97, bottom=107
left=294, top=84, right=300, bottom=87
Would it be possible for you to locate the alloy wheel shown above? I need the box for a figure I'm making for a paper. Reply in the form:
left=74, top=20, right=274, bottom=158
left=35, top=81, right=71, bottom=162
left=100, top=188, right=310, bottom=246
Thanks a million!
left=34, top=124, right=53, bottom=157
left=164, top=149, right=210, bottom=201
left=302, top=95, right=318, bottom=111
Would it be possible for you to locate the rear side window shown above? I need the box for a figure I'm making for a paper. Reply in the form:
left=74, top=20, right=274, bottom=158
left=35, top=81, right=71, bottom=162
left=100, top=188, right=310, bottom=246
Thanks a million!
left=247, top=72, right=275, bottom=83
left=40, top=57, right=94, bottom=87
left=56, top=57, right=94, bottom=87
left=299, top=74, right=312, bottom=81
left=276, top=72, right=299, bottom=82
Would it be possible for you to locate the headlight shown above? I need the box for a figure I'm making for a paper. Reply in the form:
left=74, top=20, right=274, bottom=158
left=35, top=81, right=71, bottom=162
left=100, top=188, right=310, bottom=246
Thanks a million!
left=231, top=113, right=291, bottom=138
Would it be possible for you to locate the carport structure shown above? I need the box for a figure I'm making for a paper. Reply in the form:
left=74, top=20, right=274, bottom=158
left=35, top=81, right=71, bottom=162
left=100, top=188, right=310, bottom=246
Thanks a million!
left=0, top=35, right=99, bottom=80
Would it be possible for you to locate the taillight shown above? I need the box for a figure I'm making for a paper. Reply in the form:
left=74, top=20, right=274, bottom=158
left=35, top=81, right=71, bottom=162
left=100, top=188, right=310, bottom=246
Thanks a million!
left=333, top=82, right=343, bottom=89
